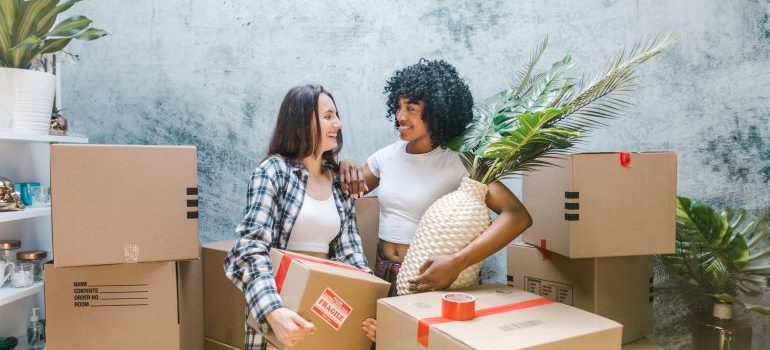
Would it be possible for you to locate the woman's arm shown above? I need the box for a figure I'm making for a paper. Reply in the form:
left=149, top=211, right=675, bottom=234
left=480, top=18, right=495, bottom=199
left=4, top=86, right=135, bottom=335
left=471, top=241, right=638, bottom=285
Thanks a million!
left=407, top=180, right=532, bottom=292
left=223, top=160, right=285, bottom=323
left=339, top=160, right=380, bottom=197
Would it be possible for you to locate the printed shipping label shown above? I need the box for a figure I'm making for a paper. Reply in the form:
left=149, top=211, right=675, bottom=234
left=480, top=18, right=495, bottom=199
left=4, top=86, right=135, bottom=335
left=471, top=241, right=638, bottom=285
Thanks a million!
left=311, top=288, right=352, bottom=330
left=524, top=276, right=573, bottom=305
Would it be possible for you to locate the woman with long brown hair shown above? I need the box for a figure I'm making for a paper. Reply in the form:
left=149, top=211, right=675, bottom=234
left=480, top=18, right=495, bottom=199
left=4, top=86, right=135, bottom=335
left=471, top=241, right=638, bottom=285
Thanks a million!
left=225, top=84, right=370, bottom=350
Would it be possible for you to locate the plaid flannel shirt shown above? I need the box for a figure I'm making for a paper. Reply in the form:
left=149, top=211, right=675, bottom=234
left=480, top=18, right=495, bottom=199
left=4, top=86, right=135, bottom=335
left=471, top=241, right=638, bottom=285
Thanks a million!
left=224, top=155, right=370, bottom=350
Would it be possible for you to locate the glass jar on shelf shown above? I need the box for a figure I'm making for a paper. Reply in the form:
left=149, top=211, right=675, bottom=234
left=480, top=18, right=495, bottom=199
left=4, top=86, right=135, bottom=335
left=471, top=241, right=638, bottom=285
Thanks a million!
left=16, top=250, right=47, bottom=282
left=0, top=240, right=21, bottom=263
left=11, top=262, right=33, bottom=288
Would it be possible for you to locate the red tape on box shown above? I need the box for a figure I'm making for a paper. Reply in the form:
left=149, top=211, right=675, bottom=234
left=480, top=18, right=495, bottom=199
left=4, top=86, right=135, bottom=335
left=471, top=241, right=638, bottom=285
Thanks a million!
left=620, top=152, right=632, bottom=168
left=274, top=252, right=365, bottom=293
left=416, top=296, right=552, bottom=347
left=540, top=239, right=551, bottom=261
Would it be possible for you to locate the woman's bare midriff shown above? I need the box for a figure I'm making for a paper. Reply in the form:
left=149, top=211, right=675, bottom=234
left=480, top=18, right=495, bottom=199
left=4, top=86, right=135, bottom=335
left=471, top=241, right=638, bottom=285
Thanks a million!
left=294, top=251, right=328, bottom=259
left=380, top=239, right=410, bottom=263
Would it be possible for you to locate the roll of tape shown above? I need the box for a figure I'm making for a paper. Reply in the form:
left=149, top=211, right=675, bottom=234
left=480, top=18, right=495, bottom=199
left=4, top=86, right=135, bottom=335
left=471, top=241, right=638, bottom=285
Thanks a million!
left=441, top=292, right=476, bottom=321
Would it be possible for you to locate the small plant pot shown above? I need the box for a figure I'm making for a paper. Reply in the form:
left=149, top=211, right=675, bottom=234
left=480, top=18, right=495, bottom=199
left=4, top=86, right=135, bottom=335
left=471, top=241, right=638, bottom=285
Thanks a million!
left=0, top=68, right=56, bottom=135
left=693, top=303, right=752, bottom=350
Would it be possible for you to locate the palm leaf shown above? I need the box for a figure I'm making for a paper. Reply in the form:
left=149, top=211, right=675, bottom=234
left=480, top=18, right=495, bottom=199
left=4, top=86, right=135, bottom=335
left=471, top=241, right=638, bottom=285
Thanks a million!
left=658, top=196, right=770, bottom=316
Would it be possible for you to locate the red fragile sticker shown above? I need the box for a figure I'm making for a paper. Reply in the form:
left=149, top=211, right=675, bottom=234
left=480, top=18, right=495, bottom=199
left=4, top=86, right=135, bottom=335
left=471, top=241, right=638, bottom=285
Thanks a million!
left=311, top=288, right=352, bottom=331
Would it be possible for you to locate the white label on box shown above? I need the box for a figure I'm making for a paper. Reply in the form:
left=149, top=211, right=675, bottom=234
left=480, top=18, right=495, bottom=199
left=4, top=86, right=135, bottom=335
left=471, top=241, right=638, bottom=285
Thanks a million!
left=524, top=276, right=573, bottom=305
left=311, top=287, right=352, bottom=330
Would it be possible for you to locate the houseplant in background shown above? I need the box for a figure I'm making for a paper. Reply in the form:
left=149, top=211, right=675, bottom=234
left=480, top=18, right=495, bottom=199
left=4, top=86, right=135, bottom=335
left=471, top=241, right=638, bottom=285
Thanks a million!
left=395, top=35, right=679, bottom=295
left=658, top=196, right=770, bottom=350
left=0, top=0, right=106, bottom=135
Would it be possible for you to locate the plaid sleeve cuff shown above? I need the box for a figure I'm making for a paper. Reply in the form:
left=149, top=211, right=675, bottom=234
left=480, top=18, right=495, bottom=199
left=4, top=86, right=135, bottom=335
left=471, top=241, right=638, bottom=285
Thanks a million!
left=245, top=275, right=284, bottom=324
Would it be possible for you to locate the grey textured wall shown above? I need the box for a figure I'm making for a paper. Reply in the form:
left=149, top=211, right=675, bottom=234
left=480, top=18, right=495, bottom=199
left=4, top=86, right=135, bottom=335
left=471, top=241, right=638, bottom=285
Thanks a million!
left=61, top=0, right=770, bottom=348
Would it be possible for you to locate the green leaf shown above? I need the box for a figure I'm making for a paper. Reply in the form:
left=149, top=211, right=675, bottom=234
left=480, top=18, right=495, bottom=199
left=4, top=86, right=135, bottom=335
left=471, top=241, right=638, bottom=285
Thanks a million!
left=39, top=37, right=69, bottom=53
left=13, top=0, right=58, bottom=43
left=48, top=15, right=91, bottom=37
left=34, top=0, right=85, bottom=37
left=73, top=27, right=106, bottom=40
left=8, top=34, right=41, bottom=50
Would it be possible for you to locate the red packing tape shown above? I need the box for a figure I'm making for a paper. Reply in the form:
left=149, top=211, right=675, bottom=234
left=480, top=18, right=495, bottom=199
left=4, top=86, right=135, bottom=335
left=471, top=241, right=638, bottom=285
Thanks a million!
left=441, top=293, right=476, bottom=321
left=540, top=239, right=551, bottom=261
left=417, top=296, right=553, bottom=347
left=273, top=251, right=365, bottom=293
left=620, top=152, right=632, bottom=168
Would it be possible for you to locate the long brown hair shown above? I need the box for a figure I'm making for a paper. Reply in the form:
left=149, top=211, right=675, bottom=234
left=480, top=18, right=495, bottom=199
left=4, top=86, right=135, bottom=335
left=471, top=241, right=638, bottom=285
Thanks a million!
left=266, top=84, right=342, bottom=170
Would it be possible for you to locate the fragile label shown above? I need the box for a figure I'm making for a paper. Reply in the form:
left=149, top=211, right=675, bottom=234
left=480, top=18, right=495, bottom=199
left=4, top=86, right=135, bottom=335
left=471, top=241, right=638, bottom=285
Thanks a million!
left=310, top=288, right=352, bottom=330
left=524, top=277, right=573, bottom=305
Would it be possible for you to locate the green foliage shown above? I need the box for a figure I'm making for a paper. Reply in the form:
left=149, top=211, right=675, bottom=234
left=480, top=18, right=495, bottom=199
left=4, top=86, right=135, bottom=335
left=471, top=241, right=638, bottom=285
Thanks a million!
left=449, top=35, right=678, bottom=184
left=658, top=196, right=770, bottom=315
left=0, top=0, right=106, bottom=69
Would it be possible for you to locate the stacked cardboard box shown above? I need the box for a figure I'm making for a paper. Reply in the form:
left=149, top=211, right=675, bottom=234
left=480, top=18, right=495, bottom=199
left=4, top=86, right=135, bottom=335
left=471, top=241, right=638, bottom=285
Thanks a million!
left=203, top=241, right=390, bottom=350
left=45, top=144, right=204, bottom=350
left=511, top=152, right=676, bottom=343
left=377, top=284, right=623, bottom=349
left=203, top=241, right=246, bottom=350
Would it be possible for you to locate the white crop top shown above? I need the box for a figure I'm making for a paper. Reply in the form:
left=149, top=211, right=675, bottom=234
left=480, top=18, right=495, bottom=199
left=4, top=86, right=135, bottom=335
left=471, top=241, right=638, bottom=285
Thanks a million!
left=286, top=193, right=341, bottom=253
left=367, top=141, right=468, bottom=244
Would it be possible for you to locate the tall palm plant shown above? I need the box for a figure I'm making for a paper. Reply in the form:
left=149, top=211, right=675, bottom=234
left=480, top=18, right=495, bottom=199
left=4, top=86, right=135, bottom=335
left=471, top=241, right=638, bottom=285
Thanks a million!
left=658, top=196, right=770, bottom=315
left=447, top=35, right=679, bottom=184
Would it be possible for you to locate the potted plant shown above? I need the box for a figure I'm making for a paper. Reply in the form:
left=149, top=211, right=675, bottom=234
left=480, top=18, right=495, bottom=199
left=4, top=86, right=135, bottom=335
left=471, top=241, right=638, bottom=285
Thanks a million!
left=396, top=35, right=678, bottom=295
left=0, top=0, right=106, bottom=134
left=658, top=196, right=770, bottom=350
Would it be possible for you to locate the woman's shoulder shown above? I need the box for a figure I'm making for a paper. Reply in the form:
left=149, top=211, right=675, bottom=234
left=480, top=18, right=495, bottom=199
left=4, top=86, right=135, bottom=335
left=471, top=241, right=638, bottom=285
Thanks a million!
left=370, top=140, right=406, bottom=160
left=253, top=155, right=297, bottom=178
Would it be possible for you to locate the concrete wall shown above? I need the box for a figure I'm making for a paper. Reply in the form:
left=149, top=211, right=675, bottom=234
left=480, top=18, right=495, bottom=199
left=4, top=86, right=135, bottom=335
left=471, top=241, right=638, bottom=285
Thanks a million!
left=61, top=0, right=770, bottom=347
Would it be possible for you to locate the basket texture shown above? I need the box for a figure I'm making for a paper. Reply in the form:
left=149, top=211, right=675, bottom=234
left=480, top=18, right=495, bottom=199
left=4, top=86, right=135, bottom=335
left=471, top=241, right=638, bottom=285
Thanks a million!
left=396, top=177, right=490, bottom=295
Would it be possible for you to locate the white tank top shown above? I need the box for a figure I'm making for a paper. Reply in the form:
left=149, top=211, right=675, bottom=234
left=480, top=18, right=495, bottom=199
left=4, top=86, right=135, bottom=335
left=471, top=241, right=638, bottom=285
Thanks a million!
left=286, top=193, right=341, bottom=253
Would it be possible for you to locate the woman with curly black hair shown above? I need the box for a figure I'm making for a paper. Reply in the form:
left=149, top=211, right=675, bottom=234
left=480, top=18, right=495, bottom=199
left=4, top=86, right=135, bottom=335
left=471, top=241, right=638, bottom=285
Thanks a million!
left=340, top=59, right=532, bottom=342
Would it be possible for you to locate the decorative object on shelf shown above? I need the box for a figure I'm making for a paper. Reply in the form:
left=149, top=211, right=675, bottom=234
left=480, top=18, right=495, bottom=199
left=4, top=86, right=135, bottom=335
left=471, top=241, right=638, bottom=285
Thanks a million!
left=10, top=262, right=32, bottom=288
left=0, top=336, right=17, bottom=350
left=12, top=182, right=39, bottom=206
left=396, top=35, right=679, bottom=295
left=0, top=0, right=107, bottom=134
left=0, top=177, right=23, bottom=211
left=0, top=240, right=20, bottom=263
left=26, top=308, right=44, bottom=350
left=16, top=250, right=47, bottom=282
left=658, top=196, right=770, bottom=350
left=28, top=185, right=49, bottom=208
left=49, top=108, right=67, bottom=136
left=0, top=260, right=13, bottom=288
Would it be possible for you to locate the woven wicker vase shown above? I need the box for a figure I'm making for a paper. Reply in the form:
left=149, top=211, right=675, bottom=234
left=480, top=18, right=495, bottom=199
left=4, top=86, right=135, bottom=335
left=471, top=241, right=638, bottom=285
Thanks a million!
left=396, top=177, right=491, bottom=296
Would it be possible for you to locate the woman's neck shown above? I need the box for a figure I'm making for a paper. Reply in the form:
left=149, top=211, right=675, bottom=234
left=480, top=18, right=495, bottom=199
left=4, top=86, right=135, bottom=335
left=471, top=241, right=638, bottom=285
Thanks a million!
left=302, top=154, right=326, bottom=177
left=406, top=138, right=434, bottom=154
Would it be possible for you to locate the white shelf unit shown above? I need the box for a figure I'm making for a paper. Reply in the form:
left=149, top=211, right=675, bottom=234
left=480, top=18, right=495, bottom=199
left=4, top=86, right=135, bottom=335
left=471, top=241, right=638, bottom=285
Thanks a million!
left=0, top=132, right=88, bottom=340
left=0, top=282, right=43, bottom=307
left=0, top=208, right=51, bottom=223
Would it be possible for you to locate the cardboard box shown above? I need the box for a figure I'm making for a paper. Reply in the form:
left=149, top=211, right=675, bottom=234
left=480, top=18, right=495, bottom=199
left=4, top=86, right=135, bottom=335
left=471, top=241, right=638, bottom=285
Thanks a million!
left=621, top=337, right=663, bottom=349
left=247, top=249, right=390, bottom=350
left=51, top=144, right=200, bottom=267
left=506, top=243, right=652, bottom=343
left=44, top=260, right=204, bottom=350
left=521, top=152, right=677, bottom=258
left=354, top=197, right=379, bottom=270
left=377, top=284, right=622, bottom=349
left=203, top=240, right=246, bottom=348
left=205, top=337, right=242, bottom=350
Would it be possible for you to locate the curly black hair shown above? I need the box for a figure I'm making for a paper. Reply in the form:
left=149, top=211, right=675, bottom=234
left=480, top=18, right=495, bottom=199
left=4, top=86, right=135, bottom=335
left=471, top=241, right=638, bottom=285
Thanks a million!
left=384, top=59, right=474, bottom=148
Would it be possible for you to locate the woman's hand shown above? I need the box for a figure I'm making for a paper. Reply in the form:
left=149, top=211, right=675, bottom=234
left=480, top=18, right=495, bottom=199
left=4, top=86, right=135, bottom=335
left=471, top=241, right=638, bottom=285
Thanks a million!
left=266, top=308, right=316, bottom=348
left=408, top=254, right=465, bottom=292
left=361, top=317, right=377, bottom=342
left=339, top=159, right=369, bottom=198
